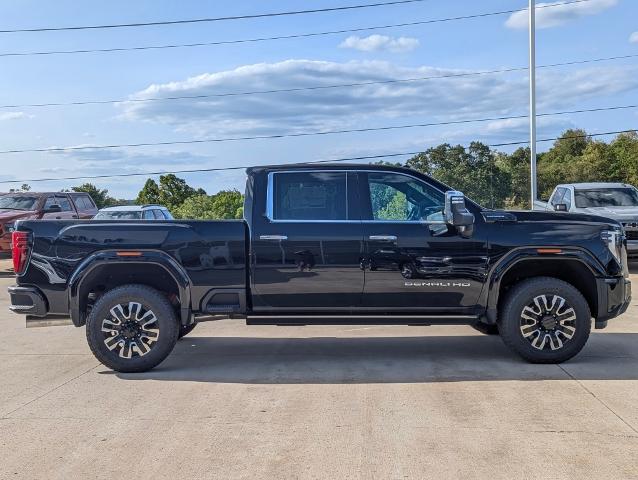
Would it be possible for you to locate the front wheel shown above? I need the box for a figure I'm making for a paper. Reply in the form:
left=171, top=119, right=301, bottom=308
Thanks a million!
left=498, top=277, right=591, bottom=364
left=86, top=284, right=179, bottom=372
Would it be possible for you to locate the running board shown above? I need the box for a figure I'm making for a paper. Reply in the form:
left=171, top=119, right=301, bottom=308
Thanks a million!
left=246, top=315, right=478, bottom=326
left=26, top=315, right=73, bottom=328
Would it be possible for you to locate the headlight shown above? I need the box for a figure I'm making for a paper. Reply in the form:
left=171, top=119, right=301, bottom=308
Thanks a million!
left=601, top=228, right=624, bottom=265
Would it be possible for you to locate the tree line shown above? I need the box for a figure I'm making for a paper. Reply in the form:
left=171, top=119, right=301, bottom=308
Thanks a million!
left=13, top=128, right=638, bottom=217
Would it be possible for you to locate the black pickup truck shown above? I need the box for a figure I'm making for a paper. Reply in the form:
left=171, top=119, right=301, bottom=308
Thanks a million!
left=8, top=164, right=631, bottom=372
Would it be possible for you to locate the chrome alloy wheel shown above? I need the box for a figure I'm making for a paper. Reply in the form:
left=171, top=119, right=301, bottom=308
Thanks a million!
left=101, top=302, right=160, bottom=359
left=520, top=294, right=577, bottom=351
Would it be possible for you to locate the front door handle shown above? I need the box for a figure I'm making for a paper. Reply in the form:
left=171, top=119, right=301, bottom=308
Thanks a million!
left=260, top=235, right=288, bottom=241
left=369, top=235, right=397, bottom=242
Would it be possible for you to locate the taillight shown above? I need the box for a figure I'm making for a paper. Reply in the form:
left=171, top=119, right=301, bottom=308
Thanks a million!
left=11, top=231, right=31, bottom=275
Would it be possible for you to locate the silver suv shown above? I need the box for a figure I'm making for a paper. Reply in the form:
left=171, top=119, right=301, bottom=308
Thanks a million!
left=93, top=204, right=174, bottom=220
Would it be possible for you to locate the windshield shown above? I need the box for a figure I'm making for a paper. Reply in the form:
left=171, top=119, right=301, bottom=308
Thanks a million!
left=0, top=195, right=39, bottom=211
left=94, top=211, right=143, bottom=220
left=574, top=188, right=638, bottom=208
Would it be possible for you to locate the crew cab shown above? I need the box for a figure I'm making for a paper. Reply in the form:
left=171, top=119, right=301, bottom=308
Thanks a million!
left=0, top=192, right=98, bottom=255
left=8, top=165, right=631, bottom=372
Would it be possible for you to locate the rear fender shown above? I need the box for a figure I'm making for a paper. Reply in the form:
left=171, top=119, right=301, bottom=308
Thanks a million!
left=68, top=250, right=191, bottom=326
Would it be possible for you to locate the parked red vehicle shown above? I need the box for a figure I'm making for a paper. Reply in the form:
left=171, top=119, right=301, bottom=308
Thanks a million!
left=0, top=192, right=98, bottom=255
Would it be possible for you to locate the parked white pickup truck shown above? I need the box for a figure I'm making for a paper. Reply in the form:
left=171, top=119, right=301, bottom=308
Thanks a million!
left=534, top=182, right=638, bottom=257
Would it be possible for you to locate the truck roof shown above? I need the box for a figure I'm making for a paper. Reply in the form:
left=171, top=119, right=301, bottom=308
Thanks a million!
left=246, top=163, right=425, bottom=175
left=557, top=182, right=635, bottom=190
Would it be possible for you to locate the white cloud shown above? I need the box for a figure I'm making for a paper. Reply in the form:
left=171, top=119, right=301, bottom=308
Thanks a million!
left=630, top=31, right=638, bottom=43
left=505, top=0, right=617, bottom=29
left=119, top=60, right=638, bottom=139
left=339, top=35, right=420, bottom=53
left=0, top=111, right=32, bottom=121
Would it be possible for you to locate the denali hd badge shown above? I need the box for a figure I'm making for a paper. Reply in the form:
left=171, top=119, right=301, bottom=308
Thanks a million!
left=405, top=281, right=471, bottom=287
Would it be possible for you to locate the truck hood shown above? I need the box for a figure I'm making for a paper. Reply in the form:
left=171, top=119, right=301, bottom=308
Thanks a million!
left=0, top=210, right=35, bottom=223
left=494, top=209, right=622, bottom=227
left=577, top=206, right=638, bottom=222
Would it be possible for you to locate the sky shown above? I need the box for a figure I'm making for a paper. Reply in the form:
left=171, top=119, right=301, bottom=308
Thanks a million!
left=0, top=0, right=637, bottom=198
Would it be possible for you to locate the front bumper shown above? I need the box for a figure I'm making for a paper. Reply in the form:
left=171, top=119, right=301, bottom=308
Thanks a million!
left=8, top=285, right=48, bottom=317
left=595, top=276, right=631, bottom=327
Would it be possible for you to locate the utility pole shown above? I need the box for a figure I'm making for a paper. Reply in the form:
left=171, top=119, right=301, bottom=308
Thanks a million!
left=529, top=0, right=537, bottom=206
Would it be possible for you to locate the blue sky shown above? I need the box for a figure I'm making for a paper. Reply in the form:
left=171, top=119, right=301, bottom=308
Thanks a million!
left=0, top=0, right=636, bottom=198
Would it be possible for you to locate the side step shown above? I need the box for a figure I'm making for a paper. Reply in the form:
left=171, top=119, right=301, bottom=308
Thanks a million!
left=246, top=315, right=479, bottom=326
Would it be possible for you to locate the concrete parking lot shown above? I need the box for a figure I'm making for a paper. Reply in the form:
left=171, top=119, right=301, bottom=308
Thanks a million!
left=0, top=262, right=637, bottom=479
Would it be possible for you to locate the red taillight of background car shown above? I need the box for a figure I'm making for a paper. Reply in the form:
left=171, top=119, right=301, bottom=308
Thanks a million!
left=11, top=231, right=31, bottom=275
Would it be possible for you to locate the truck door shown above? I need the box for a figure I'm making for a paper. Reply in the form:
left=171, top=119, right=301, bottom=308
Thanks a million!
left=358, top=171, right=488, bottom=311
left=251, top=170, right=364, bottom=310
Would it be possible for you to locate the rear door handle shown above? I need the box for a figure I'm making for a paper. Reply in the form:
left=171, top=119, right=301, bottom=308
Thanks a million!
left=369, top=235, right=397, bottom=242
left=260, top=235, right=288, bottom=241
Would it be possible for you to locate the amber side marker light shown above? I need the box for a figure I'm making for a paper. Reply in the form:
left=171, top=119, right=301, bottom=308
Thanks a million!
left=116, top=251, right=143, bottom=257
left=537, top=248, right=562, bottom=254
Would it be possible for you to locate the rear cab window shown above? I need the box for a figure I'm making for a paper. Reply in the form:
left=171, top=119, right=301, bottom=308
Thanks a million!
left=270, top=171, right=352, bottom=221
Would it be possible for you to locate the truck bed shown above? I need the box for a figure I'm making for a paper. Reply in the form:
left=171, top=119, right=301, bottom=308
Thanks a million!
left=14, top=219, right=248, bottom=317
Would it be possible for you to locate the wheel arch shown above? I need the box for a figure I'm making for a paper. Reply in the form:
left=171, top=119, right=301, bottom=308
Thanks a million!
left=68, top=250, right=191, bottom=327
left=484, top=247, right=605, bottom=324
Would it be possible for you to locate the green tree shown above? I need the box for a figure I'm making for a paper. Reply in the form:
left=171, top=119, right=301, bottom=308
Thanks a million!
left=157, top=174, right=198, bottom=210
left=173, top=190, right=244, bottom=220
left=71, top=183, right=117, bottom=209
left=609, top=131, right=638, bottom=186
left=136, top=179, right=161, bottom=205
left=406, top=142, right=510, bottom=208
left=495, top=147, right=530, bottom=208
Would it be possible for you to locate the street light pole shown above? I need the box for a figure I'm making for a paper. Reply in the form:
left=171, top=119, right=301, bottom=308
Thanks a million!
left=529, top=0, right=537, bottom=206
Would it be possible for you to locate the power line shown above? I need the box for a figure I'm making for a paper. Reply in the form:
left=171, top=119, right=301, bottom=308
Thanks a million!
left=3, top=53, right=636, bottom=110
left=1, top=104, right=636, bottom=155
left=0, top=0, right=429, bottom=34
left=0, top=0, right=592, bottom=55
left=0, top=128, right=633, bottom=185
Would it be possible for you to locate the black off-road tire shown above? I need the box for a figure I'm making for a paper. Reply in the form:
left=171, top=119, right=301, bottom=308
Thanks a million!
left=498, top=277, right=591, bottom=364
left=86, top=284, right=179, bottom=373
left=178, top=322, right=197, bottom=339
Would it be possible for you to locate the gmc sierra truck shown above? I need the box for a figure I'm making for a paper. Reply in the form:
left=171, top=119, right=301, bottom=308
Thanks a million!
left=7, top=164, right=632, bottom=372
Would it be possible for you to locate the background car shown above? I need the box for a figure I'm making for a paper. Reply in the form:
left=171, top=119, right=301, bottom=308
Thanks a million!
left=534, top=182, right=638, bottom=257
left=94, top=204, right=174, bottom=220
left=0, top=192, right=97, bottom=255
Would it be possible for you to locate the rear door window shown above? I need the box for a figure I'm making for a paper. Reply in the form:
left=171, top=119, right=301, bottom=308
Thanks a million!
left=272, top=171, right=347, bottom=221
left=143, top=210, right=155, bottom=220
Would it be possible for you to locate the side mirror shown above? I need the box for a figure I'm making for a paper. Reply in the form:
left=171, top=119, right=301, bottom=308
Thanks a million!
left=554, top=203, right=568, bottom=212
left=444, top=190, right=475, bottom=237
left=44, top=204, right=62, bottom=213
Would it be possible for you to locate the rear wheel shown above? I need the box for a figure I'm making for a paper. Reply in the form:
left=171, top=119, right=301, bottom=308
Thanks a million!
left=498, top=277, right=591, bottom=363
left=86, top=284, right=179, bottom=372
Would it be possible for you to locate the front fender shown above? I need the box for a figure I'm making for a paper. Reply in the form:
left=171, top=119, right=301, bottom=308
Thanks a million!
left=483, top=246, right=606, bottom=323
left=68, top=250, right=191, bottom=326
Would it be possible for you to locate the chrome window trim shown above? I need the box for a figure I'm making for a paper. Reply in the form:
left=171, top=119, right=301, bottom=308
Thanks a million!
left=266, top=169, right=448, bottom=225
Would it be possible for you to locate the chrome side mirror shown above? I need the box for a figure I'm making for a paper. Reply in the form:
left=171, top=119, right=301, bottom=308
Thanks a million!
left=444, top=190, right=475, bottom=237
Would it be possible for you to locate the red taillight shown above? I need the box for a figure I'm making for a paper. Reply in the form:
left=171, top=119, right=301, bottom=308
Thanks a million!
left=11, top=231, right=30, bottom=275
